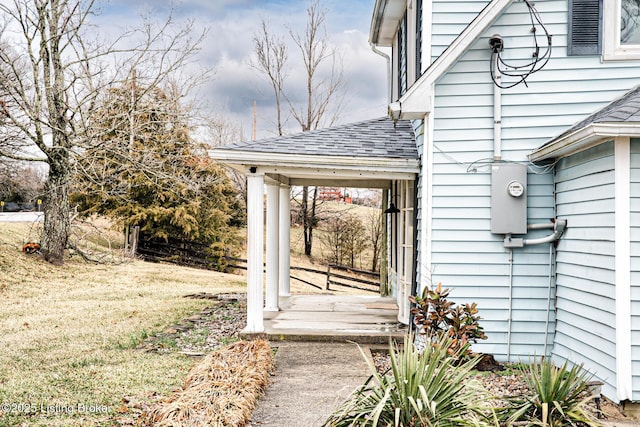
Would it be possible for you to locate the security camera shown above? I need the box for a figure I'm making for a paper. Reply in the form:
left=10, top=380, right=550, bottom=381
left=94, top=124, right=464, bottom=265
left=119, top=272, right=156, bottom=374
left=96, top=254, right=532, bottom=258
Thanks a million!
left=489, top=34, right=504, bottom=53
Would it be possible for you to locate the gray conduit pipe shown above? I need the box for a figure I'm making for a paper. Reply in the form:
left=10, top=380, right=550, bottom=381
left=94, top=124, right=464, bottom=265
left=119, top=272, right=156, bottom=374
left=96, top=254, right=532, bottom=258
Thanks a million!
left=507, top=248, right=514, bottom=362
left=506, top=218, right=567, bottom=362
left=528, top=222, right=554, bottom=230
left=543, top=243, right=554, bottom=357
left=523, top=219, right=567, bottom=246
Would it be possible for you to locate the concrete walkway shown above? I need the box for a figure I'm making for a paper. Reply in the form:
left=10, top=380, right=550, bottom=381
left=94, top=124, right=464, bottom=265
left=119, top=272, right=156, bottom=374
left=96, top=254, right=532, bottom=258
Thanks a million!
left=249, top=341, right=374, bottom=426
left=248, top=340, right=639, bottom=427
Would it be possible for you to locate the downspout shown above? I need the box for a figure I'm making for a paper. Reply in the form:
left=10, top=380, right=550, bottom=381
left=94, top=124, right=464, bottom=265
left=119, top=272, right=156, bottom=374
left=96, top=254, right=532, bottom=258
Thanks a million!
left=371, top=43, right=392, bottom=102
left=372, top=42, right=392, bottom=297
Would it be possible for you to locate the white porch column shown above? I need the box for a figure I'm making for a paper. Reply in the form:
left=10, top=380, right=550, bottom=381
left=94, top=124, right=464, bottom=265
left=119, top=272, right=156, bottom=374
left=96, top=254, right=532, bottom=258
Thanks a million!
left=245, top=171, right=265, bottom=333
left=265, top=182, right=280, bottom=311
left=279, top=184, right=291, bottom=296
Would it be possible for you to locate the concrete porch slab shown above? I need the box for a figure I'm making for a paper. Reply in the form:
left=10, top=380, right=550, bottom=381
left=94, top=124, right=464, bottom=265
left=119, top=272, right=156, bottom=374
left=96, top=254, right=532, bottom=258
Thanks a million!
left=242, top=294, right=408, bottom=344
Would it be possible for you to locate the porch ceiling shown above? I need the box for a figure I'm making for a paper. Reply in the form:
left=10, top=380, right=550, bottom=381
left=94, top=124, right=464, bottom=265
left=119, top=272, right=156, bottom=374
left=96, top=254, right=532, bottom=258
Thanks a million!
left=209, top=117, right=420, bottom=189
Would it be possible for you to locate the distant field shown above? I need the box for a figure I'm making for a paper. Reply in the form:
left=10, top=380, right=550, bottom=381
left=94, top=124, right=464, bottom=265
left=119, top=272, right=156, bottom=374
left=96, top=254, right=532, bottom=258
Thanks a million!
left=289, top=200, right=382, bottom=272
left=0, top=222, right=246, bottom=426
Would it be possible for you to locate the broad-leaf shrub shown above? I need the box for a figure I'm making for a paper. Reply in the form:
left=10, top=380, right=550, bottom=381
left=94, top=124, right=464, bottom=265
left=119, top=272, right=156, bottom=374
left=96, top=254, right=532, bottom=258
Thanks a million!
left=410, top=283, right=487, bottom=360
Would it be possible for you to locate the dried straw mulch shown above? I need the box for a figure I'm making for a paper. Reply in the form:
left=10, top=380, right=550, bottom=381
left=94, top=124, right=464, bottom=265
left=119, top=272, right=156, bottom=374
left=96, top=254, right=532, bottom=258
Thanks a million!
left=139, top=339, right=274, bottom=427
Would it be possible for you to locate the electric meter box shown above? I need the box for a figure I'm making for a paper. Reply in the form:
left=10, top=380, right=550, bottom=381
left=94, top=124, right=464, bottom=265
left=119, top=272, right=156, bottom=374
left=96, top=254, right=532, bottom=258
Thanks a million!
left=490, top=163, right=527, bottom=234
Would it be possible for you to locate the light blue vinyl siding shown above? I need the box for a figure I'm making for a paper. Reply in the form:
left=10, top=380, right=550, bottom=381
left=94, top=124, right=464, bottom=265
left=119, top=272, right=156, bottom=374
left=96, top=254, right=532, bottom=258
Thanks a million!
left=630, top=139, right=640, bottom=401
left=552, top=141, right=617, bottom=400
left=431, top=1, right=489, bottom=61
left=424, top=0, right=640, bottom=365
left=429, top=1, right=562, bottom=360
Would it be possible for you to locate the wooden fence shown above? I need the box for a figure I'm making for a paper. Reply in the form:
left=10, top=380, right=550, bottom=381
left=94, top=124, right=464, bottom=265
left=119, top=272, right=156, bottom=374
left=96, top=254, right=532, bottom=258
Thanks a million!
left=225, top=256, right=380, bottom=293
left=136, top=235, right=225, bottom=270
left=133, top=236, right=380, bottom=294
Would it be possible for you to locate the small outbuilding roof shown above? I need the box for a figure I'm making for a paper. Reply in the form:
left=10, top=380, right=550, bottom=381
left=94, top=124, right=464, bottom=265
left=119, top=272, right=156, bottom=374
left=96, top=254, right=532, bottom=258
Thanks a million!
left=530, top=85, right=640, bottom=162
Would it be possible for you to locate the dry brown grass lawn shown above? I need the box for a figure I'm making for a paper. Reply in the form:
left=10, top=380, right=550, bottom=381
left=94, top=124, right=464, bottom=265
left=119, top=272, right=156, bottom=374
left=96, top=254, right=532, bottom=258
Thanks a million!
left=0, top=222, right=246, bottom=426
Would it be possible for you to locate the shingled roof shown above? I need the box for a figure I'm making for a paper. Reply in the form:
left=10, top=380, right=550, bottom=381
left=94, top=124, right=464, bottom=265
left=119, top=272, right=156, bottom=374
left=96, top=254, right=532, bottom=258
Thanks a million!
left=555, top=85, right=640, bottom=140
left=220, top=117, right=417, bottom=159
left=210, top=116, right=419, bottom=188
left=530, top=85, right=640, bottom=162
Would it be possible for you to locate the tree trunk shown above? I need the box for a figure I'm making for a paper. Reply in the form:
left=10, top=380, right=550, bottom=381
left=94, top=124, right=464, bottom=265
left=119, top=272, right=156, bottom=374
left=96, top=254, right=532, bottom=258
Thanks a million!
left=371, top=246, right=379, bottom=272
left=42, top=152, right=70, bottom=265
left=309, top=186, right=317, bottom=255
left=302, top=186, right=318, bottom=256
left=302, top=186, right=319, bottom=257
left=302, top=186, right=311, bottom=256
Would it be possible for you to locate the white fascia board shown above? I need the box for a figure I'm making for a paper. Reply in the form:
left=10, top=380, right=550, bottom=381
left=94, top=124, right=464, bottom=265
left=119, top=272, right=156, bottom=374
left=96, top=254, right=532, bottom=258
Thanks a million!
left=529, top=123, right=640, bottom=162
left=266, top=166, right=417, bottom=181
left=209, top=149, right=420, bottom=176
left=397, top=0, right=513, bottom=119
left=398, top=82, right=433, bottom=119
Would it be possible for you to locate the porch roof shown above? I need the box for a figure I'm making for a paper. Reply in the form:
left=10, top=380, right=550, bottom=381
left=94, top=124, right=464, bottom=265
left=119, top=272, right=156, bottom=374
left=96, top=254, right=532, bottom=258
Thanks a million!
left=530, top=85, right=640, bottom=162
left=209, top=117, right=419, bottom=189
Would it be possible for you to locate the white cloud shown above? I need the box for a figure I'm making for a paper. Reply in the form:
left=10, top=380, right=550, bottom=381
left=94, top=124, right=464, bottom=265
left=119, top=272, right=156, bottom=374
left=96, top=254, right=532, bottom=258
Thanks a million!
left=95, top=0, right=388, bottom=141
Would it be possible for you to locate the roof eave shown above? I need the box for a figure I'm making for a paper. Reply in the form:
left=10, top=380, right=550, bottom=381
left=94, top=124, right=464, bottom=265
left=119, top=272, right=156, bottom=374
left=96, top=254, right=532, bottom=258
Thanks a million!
left=395, top=0, right=514, bottom=119
left=529, top=123, right=640, bottom=162
left=209, top=149, right=420, bottom=174
left=369, top=0, right=406, bottom=46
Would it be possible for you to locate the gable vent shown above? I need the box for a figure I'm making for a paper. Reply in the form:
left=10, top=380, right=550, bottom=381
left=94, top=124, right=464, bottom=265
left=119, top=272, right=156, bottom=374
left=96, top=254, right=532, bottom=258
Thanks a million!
left=568, top=0, right=602, bottom=55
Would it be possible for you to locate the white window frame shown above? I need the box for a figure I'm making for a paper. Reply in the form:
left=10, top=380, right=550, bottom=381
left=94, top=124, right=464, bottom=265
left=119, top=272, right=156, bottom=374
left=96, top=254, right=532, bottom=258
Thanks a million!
left=603, top=0, right=640, bottom=60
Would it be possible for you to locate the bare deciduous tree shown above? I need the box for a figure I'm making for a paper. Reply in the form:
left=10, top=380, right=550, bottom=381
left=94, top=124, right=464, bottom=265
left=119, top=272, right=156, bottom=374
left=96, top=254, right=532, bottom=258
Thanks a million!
left=321, top=212, right=368, bottom=269
left=250, top=19, right=288, bottom=136
left=251, top=0, right=346, bottom=257
left=0, top=0, right=207, bottom=264
left=366, top=208, right=383, bottom=272
left=203, top=112, right=247, bottom=220
left=287, top=0, right=345, bottom=131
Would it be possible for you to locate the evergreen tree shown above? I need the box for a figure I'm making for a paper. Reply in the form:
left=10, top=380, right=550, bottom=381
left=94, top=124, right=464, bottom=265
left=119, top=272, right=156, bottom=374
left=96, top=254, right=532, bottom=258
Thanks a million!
left=71, top=80, right=243, bottom=269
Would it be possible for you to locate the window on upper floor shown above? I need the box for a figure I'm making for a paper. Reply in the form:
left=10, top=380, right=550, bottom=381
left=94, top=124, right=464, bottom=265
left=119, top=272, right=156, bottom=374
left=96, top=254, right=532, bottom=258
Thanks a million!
left=568, top=0, right=640, bottom=60
left=415, top=0, right=423, bottom=81
left=397, top=10, right=408, bottom=97
left=603, top=0, right=640, bottom=59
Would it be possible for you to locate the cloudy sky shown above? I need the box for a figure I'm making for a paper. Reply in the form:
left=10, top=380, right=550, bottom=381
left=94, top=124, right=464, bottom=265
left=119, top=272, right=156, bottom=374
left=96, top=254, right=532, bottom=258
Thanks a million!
left=96, top=0, right=390, bottom=141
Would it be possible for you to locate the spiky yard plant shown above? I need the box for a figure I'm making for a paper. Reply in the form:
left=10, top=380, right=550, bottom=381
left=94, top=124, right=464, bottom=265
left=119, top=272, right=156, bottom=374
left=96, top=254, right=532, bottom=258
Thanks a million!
left=323, top=334, right=493, bottom=427
left=500, top=357, right=602, bottom=427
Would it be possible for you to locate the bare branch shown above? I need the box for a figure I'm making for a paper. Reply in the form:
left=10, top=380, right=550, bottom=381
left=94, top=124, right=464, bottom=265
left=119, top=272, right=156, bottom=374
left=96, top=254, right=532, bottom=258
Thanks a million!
left=0, top=0, right=211, bottom=264
left=249, top=18, right=288, bottom=136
